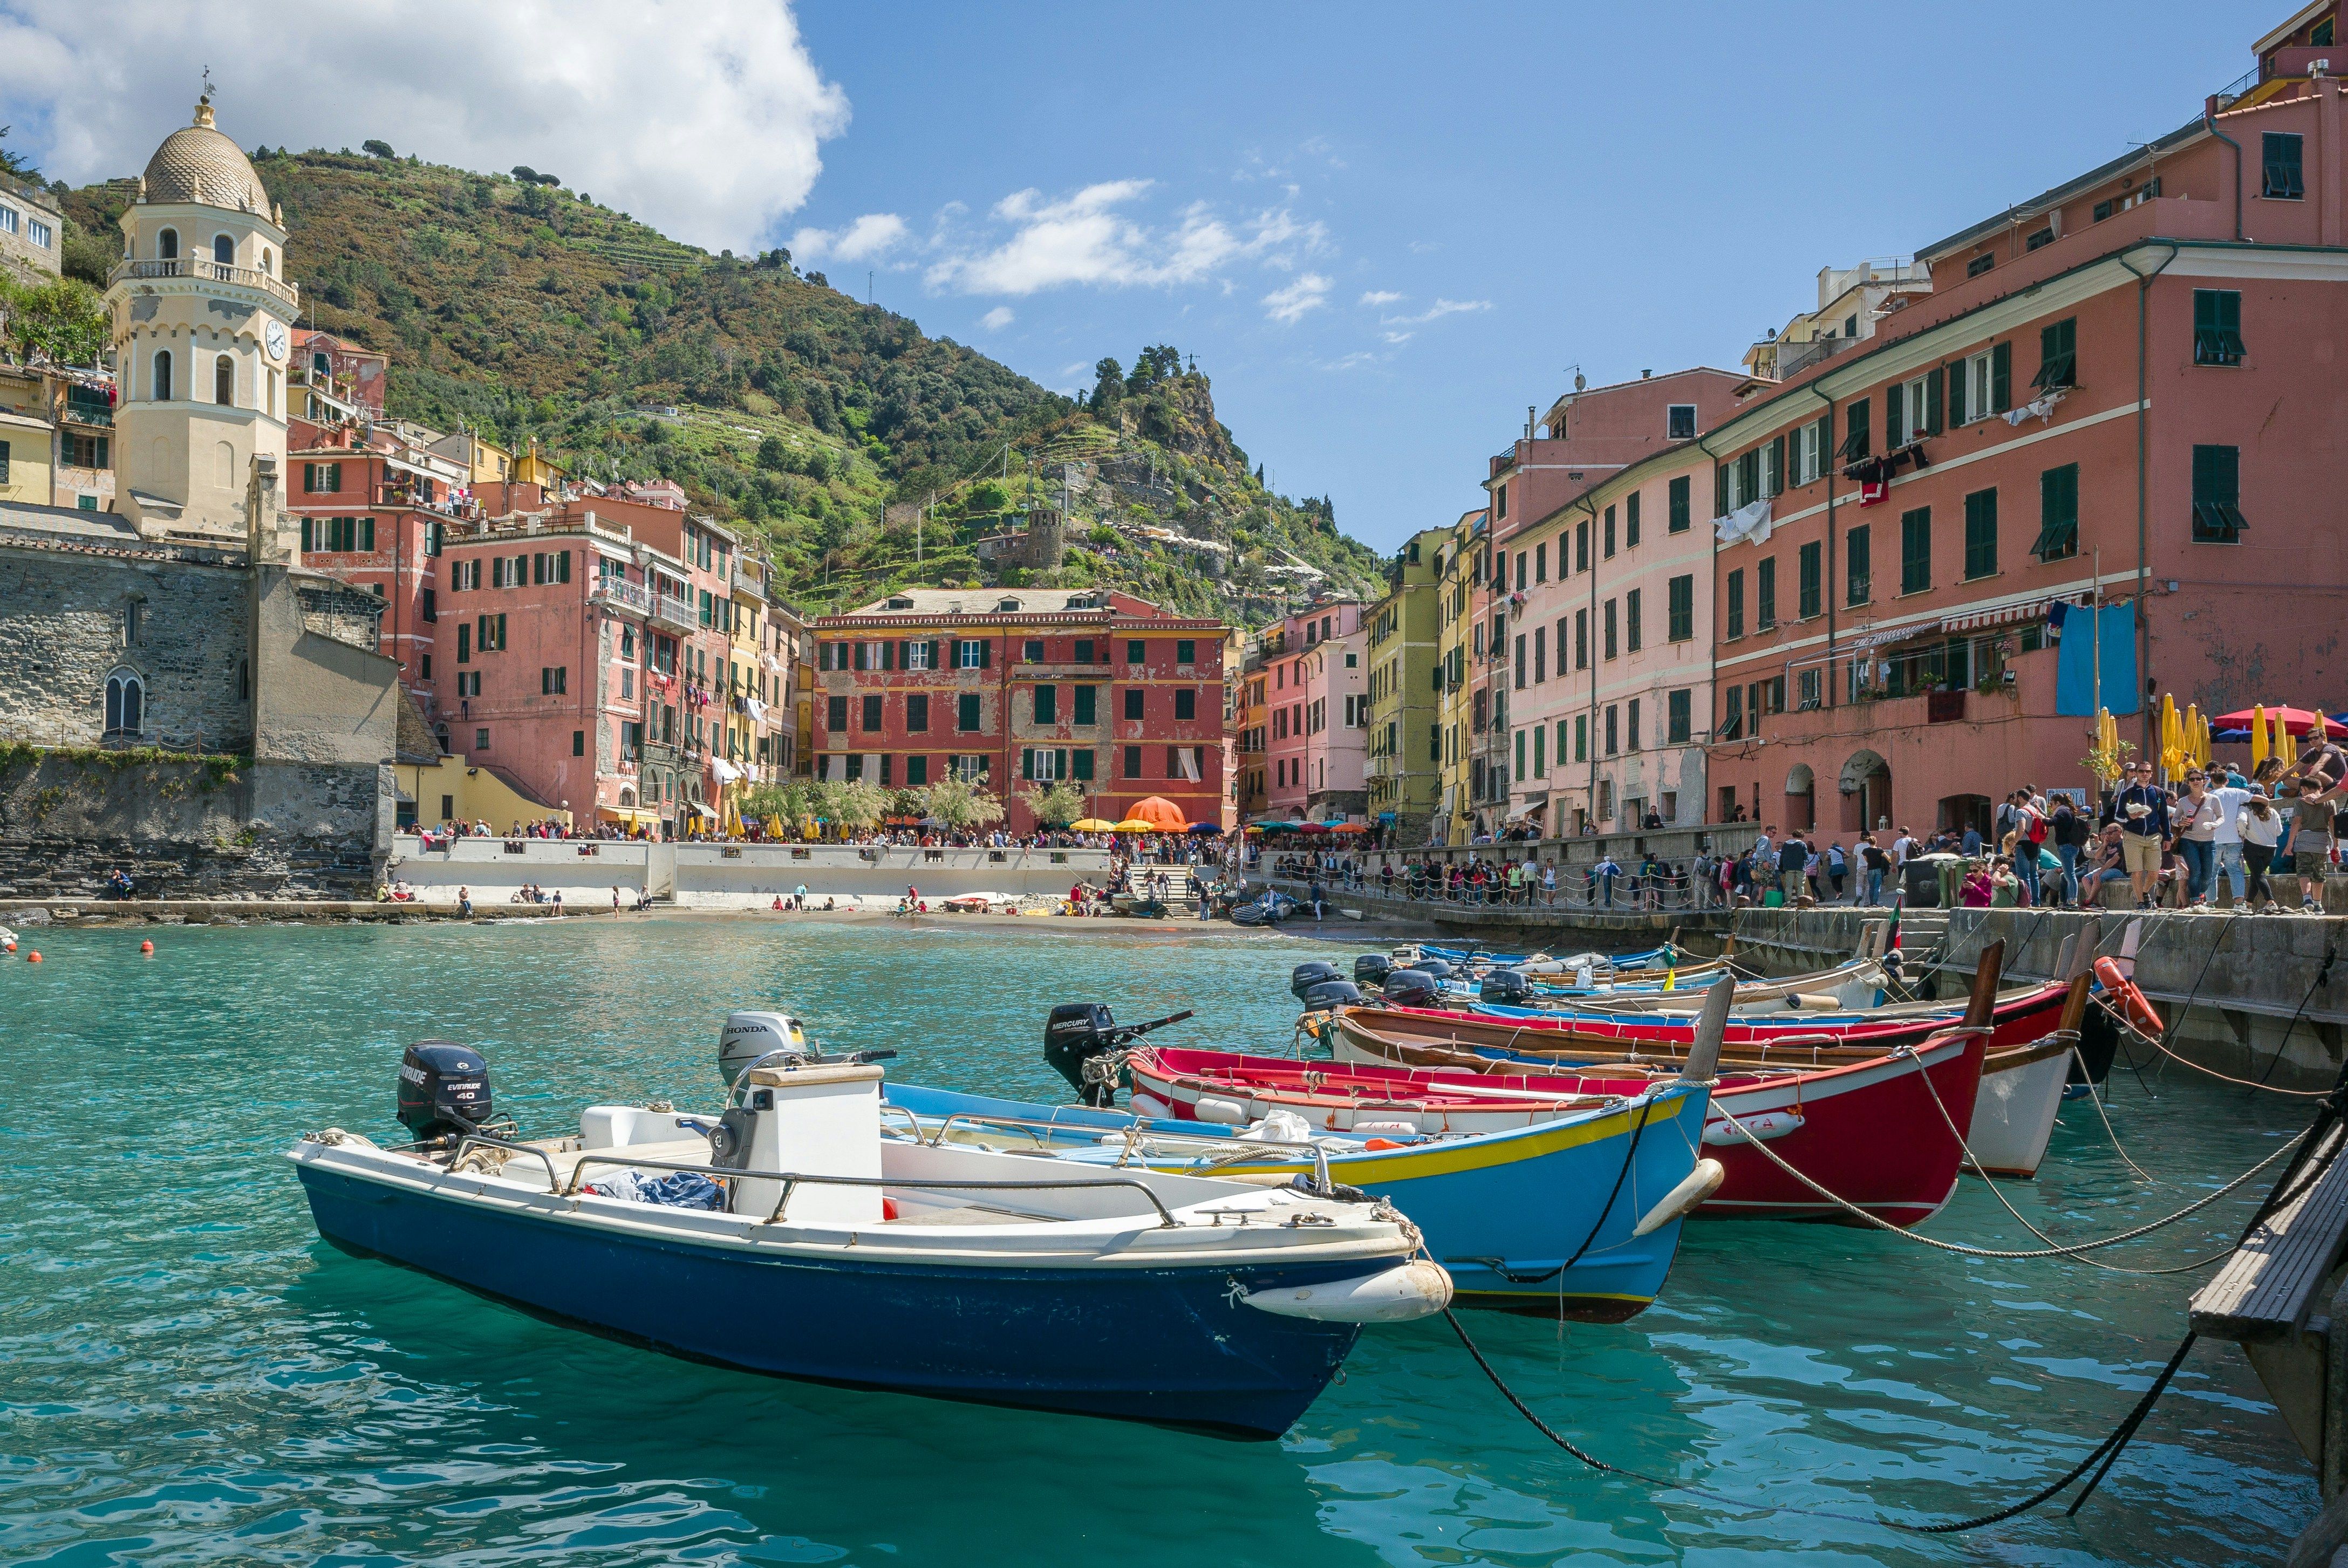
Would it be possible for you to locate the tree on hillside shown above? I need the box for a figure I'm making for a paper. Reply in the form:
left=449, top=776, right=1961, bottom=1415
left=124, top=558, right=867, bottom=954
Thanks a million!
left=0, top=276, right=106, bottom=366
left=0, top=125, right=37, bottom=181
left=362, top=139, right=394, bottom=159
left=1090, top=356, right=1125, bottom=408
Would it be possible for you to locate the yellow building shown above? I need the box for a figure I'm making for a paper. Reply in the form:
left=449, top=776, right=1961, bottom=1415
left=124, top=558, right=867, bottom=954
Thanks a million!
left=1366, top=525, right=1446, bottom=842
left=428, top=428, right=513, bottom=488
left=1432, top=508, right=1487, bottom=844
left=0, top=405, right=53, bottom=508
left=513, top=437, right=564, bottom=489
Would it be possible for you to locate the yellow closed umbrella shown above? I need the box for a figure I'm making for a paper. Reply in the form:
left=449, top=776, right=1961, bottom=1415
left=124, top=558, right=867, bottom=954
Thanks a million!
left=2182, top=703, right=2201, bottom=770
left=2251, top=703, right=2270, bottom=768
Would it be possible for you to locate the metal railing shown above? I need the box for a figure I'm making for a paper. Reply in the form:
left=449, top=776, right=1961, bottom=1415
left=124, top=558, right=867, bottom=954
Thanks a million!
left=108, top=256, right=299, bottom=307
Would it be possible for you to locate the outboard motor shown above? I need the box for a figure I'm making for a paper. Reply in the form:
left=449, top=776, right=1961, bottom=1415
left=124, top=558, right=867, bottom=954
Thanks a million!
left=1414, top=957, right=1456, bottom=982
left=1300, top=978, right=1363, bottom=1011
left=397, top=1041, right=493, bottom=1143
left=720, top=1010, right=813, bottom=1086
left=1289, top=960, right=1343, bottom=1002
left=1354, top=953, right=1392, bottom=988
left=1383, top=969, right=1441, bottom=1008
left=1479, top=968, right=1534, bottom=1007
left=1044, top=1002, right=1196, bottom=1107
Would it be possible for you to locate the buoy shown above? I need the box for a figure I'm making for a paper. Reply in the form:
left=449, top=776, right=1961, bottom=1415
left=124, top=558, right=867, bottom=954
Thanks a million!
left=140, top=939, right=155, bottom=954
left=26, top=950, right=40, bottom=962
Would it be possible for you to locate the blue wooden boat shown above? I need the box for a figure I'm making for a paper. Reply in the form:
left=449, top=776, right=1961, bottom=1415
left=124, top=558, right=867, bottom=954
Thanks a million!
left=884, top=1074, right=1718, bottom=1320
left=290, top=1047, right=1448, bottom=1436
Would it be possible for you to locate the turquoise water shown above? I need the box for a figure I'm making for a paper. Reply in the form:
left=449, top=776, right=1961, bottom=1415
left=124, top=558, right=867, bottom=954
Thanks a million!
left=0, top=915, right=2317, bottom=1566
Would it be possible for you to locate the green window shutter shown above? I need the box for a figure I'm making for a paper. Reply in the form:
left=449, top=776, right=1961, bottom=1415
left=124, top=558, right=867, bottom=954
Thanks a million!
left=1074, top=685, right=1096, bottom=725
left=928, top=639, right=941, bottom=667
left=854, top=642, right=868, bottom=672
left=1885, top=382, right=1904, bottom=448
left=1714, top=464, right=1729, bottom=517
left=979, top=638, right=991, bottom=668
left=300, top=516, right=312, bottom=552
left=1021, top=748, right=1034, bottom=780
left=1668, top=475, right=1691, bottom=531
left=1924, top=366, right=1943, bottom=434
left=1767, top=435, right=1785, bottom=495
left=1514, top=727, right=1525, bottom=781
left=1055, top=749, right=1068, bottom=779
left=1846, top=524, right=1871, bottom=603
left=1947, top=361, right=1967, bottom=427
left=361, top=517, right=375, bottom=551
left=1964, top=489, right=1998, bottom=579
left=1072, top=748, right=1094, bottom=780
left=1991, top=342, right=2011, bottom=412
left=2033, top=464, right=2079, bottom=559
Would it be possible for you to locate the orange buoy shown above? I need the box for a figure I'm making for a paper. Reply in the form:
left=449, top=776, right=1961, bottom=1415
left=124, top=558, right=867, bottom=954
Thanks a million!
left=25, top=950, right=40, bottom=962
left=140, top=940, right=155, bottom=954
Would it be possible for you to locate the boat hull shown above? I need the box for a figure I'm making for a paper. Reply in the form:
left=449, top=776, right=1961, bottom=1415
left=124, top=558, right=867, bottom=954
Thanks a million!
left=1965, top=1037, right=2073, bottom=1178
left=294, top=1159, right=1368, bottom=1436
left=885, top=1082, right=1710, bottom=1318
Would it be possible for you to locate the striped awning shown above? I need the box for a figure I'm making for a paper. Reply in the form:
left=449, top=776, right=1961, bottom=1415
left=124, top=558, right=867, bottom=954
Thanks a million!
left=1942, top=597, right=2055, bottom=634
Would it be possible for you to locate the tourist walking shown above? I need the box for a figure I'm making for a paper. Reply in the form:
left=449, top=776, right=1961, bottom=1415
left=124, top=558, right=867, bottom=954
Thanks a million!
left=1859, top=834, right=1890, bottom=907
left=2292, top=777, right=2336, bottom=912
left=2239, top=793, right=2285, bottom=912
left=1777, top=832, right=1810, bottom=906
left=2106, top=761, right=2171, bottom=908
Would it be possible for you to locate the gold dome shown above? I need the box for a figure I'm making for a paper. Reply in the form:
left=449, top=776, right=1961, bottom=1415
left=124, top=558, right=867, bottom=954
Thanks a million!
left=140, top=98, right=271, bottom=215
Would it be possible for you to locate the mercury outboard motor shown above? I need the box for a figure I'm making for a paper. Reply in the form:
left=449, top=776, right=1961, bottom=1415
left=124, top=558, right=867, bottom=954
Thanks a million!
left=1301, top=978, right=1363, bottom=1011
left=1289, top=960, right=1344, bottom=1002
left=1045, top=1003, right=1197, bottom=1106
left=397, top=1041, right=492, bottom=1143
left=1383, top=969, right=1441, bottom=1008
left=1354, top=953, right=1392, bottom=988
left=1479, top=969, right=1534, bottom=1007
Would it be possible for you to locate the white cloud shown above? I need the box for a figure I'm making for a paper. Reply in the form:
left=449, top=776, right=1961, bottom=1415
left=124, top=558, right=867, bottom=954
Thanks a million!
left=1261, top=272, right=1331, bottom=324
left=979, top=305, right=1014, bottom=331
left=1358, top=290, right=1403, bottom=307
left=789, top=212, right=907, bottom=264
left=0, top=0, right=848, bottom=254
left=1380, top=297, right=1491, bottom=326
left=926, top=180, right=1325, bottom=298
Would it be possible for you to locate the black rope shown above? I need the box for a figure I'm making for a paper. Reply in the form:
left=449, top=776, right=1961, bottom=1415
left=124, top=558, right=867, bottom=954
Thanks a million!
left=1445, top=1093, right=1656, bottom=1288
left=2251, top=936, right=2337, bottom=1093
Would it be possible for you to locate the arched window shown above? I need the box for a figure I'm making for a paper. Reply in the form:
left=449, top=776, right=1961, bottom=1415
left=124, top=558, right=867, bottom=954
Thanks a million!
left=104, top=669, right=144, bottom=736
left=152, top=350, right=173, bottom=402
left=156, top=228, right=178, bottom=261
left=212, top=234, right=234, bottom=266
left=260, top=247, right=273, bottom=275
left=215, top=353, right=235, bottom=406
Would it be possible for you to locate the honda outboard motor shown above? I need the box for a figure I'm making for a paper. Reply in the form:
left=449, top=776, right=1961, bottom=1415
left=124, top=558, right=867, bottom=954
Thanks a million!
left=1383, top=969, right=1441, bottom=1008
left=720, top=1010, right=813, bottom=1086
left=397, top=1041, right=492, bottom=1143
left=1046, top=1003, right=1122, bottom=1106
left=1289, top=960, right=1343, bottom=1002
left=1301, top=978, right=1363, bottom=1011
left=1354, top=953, right=1392, bottom=988
left=1479, top=969, right=1533, bottom=1006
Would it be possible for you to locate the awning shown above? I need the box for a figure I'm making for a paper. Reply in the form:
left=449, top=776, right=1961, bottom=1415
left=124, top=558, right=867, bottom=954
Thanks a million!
left=1504, top=798, right=1547, bottom=824
left=597, top=805, right=658, bottom=824
left=686, top=803, right=719, bottom=820
left=1943, top=597, right=2056, bottom=634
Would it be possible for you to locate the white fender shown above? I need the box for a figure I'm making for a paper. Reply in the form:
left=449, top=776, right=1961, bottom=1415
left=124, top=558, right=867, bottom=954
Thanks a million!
left=1127, top=1091, right=1172, bottom=1120
left=1703, top=1110, right=1804, bottom=1145
left=1240, top=1259, right=1453, bottom=1323
left=1193, top=1094, right=1251, bottom=1125
left=1632, top=1158, right=1726, bottom=1236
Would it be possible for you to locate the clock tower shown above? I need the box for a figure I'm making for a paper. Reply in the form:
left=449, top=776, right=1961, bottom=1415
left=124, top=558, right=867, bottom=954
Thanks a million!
left=104, top=91, right=297, bottom=540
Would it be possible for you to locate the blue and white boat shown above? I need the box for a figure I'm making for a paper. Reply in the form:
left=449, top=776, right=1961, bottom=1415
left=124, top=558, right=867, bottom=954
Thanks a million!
left=883, top=1073, right=1719, bottom=1320
left=289, top=1042, right=1450, bottom=1436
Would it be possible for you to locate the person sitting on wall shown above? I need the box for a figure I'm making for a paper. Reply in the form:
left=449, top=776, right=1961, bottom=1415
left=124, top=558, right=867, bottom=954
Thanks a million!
left=104, top=868, right=134, bottom=899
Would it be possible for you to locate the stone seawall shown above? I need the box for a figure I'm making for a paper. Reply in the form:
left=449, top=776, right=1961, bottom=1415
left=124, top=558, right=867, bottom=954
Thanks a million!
left=0, top=749, right=388, bottom=900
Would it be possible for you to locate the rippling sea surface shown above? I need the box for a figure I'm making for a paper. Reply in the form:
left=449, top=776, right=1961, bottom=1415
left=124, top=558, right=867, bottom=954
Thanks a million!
left=0, top=914, right=2316, bottom=1565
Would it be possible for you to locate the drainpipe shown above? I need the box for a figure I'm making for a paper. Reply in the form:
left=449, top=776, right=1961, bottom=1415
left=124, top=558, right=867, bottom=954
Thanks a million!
left=2118, top=243, right=2180, bottom=761
left=1694, top=430, right=1727, bottom=821
left=1800, top=385, right=1837, bottom=708
left=1578, top=496, right=1600, bottom=828
left=2203, top=108, right=2244, bottom=242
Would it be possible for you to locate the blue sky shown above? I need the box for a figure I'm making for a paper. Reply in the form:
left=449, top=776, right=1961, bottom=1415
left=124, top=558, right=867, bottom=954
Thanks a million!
left=2, top=0, right=2286, bottom=552
left=785, top=1, right=2278, bottom=550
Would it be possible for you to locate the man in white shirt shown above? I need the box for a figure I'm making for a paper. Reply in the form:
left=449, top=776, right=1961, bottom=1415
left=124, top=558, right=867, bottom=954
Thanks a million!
left=1892, top=828, right=1917, bottom=867
left=2204, top=778, right=2254, bottom=905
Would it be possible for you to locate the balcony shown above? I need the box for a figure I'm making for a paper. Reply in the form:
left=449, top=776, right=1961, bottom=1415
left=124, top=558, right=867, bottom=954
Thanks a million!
left=1774, top=333, right=1858, bottom=380
left=590, top=576, right=652, bottom=615
left=732, top=564, right=767, bottom=601
left=649, top=593, right=700, bottom=635
left=108, top=256, right=298, bottom=309
left=63, top=394, right=114, bottom=428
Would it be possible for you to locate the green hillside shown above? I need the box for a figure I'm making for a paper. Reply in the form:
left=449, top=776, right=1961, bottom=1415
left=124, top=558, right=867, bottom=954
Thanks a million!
left=57, top=146, right=1383, bottom=620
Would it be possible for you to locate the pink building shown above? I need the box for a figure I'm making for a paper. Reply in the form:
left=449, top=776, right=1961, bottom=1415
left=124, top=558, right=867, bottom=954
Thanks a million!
left=1262, top=600, right=1368, bottom=822
left=1704, top=8, right=2348, bottom=835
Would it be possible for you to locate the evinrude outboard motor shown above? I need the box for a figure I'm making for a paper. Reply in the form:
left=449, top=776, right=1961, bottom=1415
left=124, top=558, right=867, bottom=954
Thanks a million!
left=397, top=1040, right=492, bottom=1143
left=720, top=1010, right=813, bottom=1087
left=1045, top=1002, right=1197, bottom=1107
left=1300, top=978, right=1363, bottom=1011
left=1383, top=969, right=1441, bottom=1008
left=1289, top=960, right=1344, bottom=1002
left=1479, top=968, right=1533, bottom=1007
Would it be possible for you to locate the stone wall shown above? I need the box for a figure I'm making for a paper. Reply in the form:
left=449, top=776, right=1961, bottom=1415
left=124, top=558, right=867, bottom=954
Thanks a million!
left=0, top=749, right=387, bottom=898
left=0, top=544, right=254, bottom=751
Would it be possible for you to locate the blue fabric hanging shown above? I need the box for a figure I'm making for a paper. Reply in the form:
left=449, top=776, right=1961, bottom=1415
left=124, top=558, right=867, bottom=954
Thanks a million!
left=2055, top=603, right=2138, bottom=715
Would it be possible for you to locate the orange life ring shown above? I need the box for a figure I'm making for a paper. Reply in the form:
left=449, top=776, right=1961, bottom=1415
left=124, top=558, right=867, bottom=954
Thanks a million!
left=2093, top=956, right=2163, bottom=1039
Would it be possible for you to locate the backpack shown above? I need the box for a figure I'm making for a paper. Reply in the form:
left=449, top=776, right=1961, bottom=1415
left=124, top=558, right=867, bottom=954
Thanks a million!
left=2026, top=809, right=2049, bottom=845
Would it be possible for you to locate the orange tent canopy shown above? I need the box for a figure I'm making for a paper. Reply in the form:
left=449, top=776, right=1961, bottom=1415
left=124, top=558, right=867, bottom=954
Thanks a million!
left=1124, top=796, right=1189, bottom=831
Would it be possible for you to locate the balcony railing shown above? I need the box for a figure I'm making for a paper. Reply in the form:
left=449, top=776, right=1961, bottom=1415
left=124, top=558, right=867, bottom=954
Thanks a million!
left=64, top=396, right=114, bottom=428
left=590, top=576, right=652, bottom=614
left=1775, top=333, right=1857, bottom=380
left=108, top=256, right=299, bottom=308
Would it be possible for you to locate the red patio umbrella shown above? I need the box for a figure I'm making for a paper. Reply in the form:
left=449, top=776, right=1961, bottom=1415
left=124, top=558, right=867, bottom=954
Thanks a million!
left=2212, top=706, right=2344, bottom=737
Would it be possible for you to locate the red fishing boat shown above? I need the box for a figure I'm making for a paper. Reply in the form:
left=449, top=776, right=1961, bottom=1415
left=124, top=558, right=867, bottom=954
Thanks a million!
left=1125, top=1031, right=1990, bottom=1227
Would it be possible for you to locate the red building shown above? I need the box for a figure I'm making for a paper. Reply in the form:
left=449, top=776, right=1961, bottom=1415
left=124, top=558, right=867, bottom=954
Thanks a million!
left=809, top=588, right=1227, bottom=832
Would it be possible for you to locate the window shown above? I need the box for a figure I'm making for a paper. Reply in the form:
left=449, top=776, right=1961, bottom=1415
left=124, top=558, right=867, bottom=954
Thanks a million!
left=862, top=694, right=883, bottom=731
left=1725, top=569, right=1744, bottom=639
left=103, top=669, right=143, bottom=736
left=1114, top=686, right=1140, bottom=723
left=1886, top=369, right=1940, bottom=446
left=1900, top=507, right=1932, bottom=594
left=2194, top=289, right=2245, bottom=366
left=1756, top=557, right=1776, bottom=630
left=1073, top=638, right=1094, bottom=664
left=1033, top=684, right=1057, bottom=724
left=474, top=612, right=506, bottom=651
left=905, top=755, right=930, bottom=786
left=1602, top=598, right=1618, bottom=660
left=1798, top=668, right=1822, bottom=710
left=1626, top=492, right=1642, bottom=548
left=1627, top=698, right=1641, bottom=751
left=1846, top=523, right=1871, bottom=604
left=1513, top=727, right=1525, bottom=783
left=1625, top=588, right=1642, bottom=652
left=1790, top=418, right=1827, bottom=486
left=2035, top=318, right=2076, bottom=392
left=303, top=465, right=341, bottom=495
left=0, top=203, right=13, bottom=236
left=1514, top=551, right=1527, bottom=591
left=1023, top=639, right=1045, bottom=663
left=1122, top=744, right=1143, bottom=779
left=1949, top=344, right=2010, bottom=424
left=1840, top=398, right=1871, bottom=464
left=1071, top=685, right=1095, bottom=725
left=2264, top=132, right=2306, bottom=200
left=457, top=622, right=471, bottom=664
left=210, top=232, right=234, bottom=266
left=1176, top=639, right=1196, bottom=665
left=1668, top=405, right=1697, bottom=440
left=1966, top=253, right=1994, bottom=278
left=1574, top=608, right=1588, bottom=669
left=1573, top=714, right=1587, bottom=762
left=907, top=693, right=930, bottom=732
left=1963, top=489, right=1998, bottom=579
left=2025, top=226, right=2055, bottom=251
left=1574, top=519, right=1589, bottom=572
left=1667, top=688, right=1691, bottom=744
left=957, top=693, right=981, bottom=731
left=1605, top=704, right=1619, bottom=756
left=1534, top=542, right=1547, bottom=583
left=540, top=666, right=568, bottom=695
left=1602, top=508, right=1616, bottom=558
left=476, top=728, right=490, bottom=751
left=1764, top=435, right=1783, bottom=497
left=1798, top=541, right=1821, bottom=618
left=904, top=640, right=932, bottom=670
left=1721, top=684, right=1743, bottom=740
left=1513, top=633, right=1526, bottom=689
left=570, top=729, right=585, bottom=758
left=152, top=350, right=173, bottom=402
left=2192, top=446, right=2247, bottom=542
left=156, top=228, right=178, bottom=260
left=1668, top=574, right=1694, bottom=641
left=1174, top=688, right=1196, bottom=720
left=214, top=354, right=235, bottom=406
left=2034, top=464, right=2079, bottom=560
left=421, top=654, right=433, bottom=681
left=1667, top=475, right=1691, bottom=532
left=1127, top=639, right=1145, bottom=663
left=958, top=639, right=988, bottom=669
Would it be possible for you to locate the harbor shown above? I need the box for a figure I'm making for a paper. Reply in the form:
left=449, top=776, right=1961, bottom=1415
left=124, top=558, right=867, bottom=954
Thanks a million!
left=0, top=912, right=2329, bottom=1565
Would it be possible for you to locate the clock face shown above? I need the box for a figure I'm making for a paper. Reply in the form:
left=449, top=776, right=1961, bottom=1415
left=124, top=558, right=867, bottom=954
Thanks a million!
left=264, top=319, right=289, bottom=362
